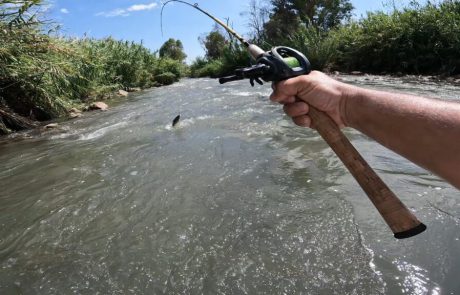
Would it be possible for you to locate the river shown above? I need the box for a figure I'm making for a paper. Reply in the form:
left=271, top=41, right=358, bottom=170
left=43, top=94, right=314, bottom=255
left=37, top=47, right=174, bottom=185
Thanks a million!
left=0, top=76, right=459, bottom=294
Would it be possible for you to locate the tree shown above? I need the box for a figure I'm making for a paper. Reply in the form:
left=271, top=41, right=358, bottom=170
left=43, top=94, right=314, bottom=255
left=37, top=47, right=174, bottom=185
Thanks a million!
left=263, top=0, right=302, bottom=44
left=200, top=25, right=227, bottom=60
left=159, top=38, right=186, bottom=61
left=294, top=0, right=354, bottom=30
left=241, top=0, right=270, bottom=44
left=0, top=0, right=44, bottom=26
left=263, top=0, right=354, bottom=43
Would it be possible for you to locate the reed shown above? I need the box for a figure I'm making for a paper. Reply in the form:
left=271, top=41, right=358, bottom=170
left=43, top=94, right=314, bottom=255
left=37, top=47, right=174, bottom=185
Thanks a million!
left=0, top=1, right=187, bottom=133
left=331, top=1, right=460, bottom=74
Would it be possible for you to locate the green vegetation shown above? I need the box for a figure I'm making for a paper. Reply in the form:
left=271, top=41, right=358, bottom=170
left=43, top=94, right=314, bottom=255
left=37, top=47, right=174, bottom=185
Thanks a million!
left=191, top=0, right=460, bottom=77
left=190, top=29, right=251, bottom=78
left=159, top=38, right=187, bottom=62
left=0, top=0, right=187, bottom=134
left=331, top=1, right=460, bottom=74
left=2, top=0, right=459, bottom=135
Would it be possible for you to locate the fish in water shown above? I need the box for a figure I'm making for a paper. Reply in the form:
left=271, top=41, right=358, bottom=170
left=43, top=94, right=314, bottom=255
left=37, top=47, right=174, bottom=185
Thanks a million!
left=172, top=115, right=181, bottom=127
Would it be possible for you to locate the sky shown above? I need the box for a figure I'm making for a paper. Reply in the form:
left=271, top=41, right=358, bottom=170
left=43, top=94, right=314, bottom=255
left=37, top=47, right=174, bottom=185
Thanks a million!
left=46, top=0, right=417, bottom=63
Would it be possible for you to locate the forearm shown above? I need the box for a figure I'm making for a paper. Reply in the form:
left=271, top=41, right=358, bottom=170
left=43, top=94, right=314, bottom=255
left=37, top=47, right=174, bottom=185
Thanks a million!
left=344, top=86, right=460, bottom=188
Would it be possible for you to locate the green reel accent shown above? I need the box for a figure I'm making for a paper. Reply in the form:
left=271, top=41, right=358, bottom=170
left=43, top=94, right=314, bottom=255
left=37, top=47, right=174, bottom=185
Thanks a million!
left=283, top=57, right=300, bottom=68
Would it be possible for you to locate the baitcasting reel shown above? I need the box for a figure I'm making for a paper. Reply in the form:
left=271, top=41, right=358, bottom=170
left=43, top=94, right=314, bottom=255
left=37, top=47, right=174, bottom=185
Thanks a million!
left=219, top=46, right=312, bottom=86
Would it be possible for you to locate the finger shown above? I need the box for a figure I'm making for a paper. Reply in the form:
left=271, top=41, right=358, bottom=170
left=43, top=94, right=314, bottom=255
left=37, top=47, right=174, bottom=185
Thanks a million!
left=283, top=101, right=309, bottom=117
left=270, top=91, right=292, bottom=103
left=270, top=93, right=296, bottom=104
left=280, top=96, right=296, bottom=104
left=270, top=76, right=311, bottom=102
left=292, top=115, right=312, bottom=128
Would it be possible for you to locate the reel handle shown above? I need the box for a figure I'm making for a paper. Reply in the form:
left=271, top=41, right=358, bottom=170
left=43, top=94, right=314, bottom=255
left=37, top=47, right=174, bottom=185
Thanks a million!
left=307, top=106, right=426, bottom=238
left=220, top=44, right=427, bottom=238
left=219, top=75, right=243, bottom=84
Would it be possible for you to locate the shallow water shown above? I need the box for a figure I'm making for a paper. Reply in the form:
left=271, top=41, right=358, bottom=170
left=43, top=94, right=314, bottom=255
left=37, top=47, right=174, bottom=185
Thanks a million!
left=0, top=76, right=459, bottom=294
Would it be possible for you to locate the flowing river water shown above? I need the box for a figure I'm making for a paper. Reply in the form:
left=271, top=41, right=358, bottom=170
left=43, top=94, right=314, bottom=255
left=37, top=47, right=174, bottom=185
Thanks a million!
left=0, top=76, right=459, bottom=294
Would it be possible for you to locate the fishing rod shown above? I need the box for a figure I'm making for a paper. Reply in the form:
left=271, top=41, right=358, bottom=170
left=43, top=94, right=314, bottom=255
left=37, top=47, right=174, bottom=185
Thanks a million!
left=161, top=0, right=266, bottom=59
left=162, top=1, right=247, bottom=46
left=161, top=1, right=426, bottom=239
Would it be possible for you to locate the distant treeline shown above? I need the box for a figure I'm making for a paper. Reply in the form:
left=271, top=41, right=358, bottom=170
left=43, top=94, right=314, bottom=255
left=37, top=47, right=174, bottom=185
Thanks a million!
left=0, top=1, right=188, bottom=134
left=191, top=0, right=460, bottom=77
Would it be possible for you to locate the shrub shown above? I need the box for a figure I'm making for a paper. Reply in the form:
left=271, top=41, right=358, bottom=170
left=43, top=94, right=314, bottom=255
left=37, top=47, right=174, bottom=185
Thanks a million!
left=154, top=58, right=187, bottom=79
left=155, top=72, right=178, bottom=85
left=284, top=26, right=338, bottom=70
left=0, top=23, right=85, bottom=118
left=330, top=1, right=460, bottom=74
left=190, top=59, right=224, bottom=78
left=189, top=40, right=251, bottom=78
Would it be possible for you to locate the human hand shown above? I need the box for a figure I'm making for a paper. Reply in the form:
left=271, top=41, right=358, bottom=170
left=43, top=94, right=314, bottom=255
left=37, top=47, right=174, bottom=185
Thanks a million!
left=269, top=71, right=352, bottom=128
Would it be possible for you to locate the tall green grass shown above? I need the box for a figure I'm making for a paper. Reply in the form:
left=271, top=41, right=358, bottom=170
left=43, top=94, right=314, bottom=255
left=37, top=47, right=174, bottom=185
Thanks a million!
left=0, top=15, right=187, bottom=130
left=1, top=22, right=77, bottom=119
left=331, top=1, right=460, bottom=74
left=0, top=32, right=187, bottom=118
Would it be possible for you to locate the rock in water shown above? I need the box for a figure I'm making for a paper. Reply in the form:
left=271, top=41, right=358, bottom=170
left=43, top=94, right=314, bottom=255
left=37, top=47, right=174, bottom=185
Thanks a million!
left=69, top=112, right=82, bottom=119
left=69, top=107, right=82, bottom=114
left=89, top=102, right=108, bottom=111
left=44, top=123, right=59, bottom=129
left=172, top=115, right=181, bottom=127
left=118, top=89, right=129, bottom=97
left=69, top=107, right=82, bottom=119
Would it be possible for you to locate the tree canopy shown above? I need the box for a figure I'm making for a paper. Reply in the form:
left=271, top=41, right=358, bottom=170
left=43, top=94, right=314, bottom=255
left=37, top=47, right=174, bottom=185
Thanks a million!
left=200, top=27, right=227, bottom=60
left=159, top=38, right=187, bottom=61
left=293, top=0, right=354, bottom=30
left=263, top=0, right=354, bottom=43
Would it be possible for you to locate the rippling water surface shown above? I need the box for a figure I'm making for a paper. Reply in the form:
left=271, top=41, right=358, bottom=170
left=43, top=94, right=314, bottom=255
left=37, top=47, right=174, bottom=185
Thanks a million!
left=0, top=76, right=459, bottom=294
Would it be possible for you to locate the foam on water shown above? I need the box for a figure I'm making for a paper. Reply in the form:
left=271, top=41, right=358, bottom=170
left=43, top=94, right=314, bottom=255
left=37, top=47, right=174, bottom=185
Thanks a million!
left=164, top=114, right=215, bottom=130
left=79, top=122, right=128, bottom=140
left=284, top=147, right=314, bottom=169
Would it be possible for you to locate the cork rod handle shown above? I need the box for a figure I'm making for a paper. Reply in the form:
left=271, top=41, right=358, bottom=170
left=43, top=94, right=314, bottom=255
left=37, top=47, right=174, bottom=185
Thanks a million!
left=308, top=106, right=426, bottom=239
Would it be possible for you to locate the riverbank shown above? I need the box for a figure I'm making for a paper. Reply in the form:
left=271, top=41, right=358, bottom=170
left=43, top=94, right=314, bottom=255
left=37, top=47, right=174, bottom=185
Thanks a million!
left=1, top=2, right=189, bottom=136
left=3, top=71, right=460, bottom=140
left=0, top=86, right=154, bottom=136
left=0, top=30, right=187, bottom=136
left=3, top=1, right=459, bottom=136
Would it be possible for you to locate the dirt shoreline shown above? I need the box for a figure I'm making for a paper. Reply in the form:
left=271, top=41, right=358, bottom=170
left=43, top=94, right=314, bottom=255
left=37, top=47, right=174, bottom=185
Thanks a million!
left=0, top=87, right=144, bottom=137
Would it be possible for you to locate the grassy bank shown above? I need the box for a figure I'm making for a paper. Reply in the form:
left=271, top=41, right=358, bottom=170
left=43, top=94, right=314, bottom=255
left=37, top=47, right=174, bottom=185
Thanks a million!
left=0, top=2, right=187, bottom=135
left=191, top=1, right=460, bottom=77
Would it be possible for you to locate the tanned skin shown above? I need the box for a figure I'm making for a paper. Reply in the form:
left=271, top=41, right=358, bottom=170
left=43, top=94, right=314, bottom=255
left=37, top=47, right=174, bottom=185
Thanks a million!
left=270, top=71, right=460, bottom=189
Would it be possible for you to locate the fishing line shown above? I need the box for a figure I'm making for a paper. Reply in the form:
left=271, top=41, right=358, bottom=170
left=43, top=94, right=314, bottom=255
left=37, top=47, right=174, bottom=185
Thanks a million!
left=160, top=0, right=250, bottom=47
left=161, top=0, right=246, bottom=128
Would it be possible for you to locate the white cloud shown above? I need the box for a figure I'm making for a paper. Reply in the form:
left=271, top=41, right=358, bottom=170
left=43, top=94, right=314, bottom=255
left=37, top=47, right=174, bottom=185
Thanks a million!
left=60, top=8, right=69, bottom=14
left=127, top=3, right=157, bottom=12
left=96, top=8, right=130, bottom=18
left=96, top=2, right=157, bottom=18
